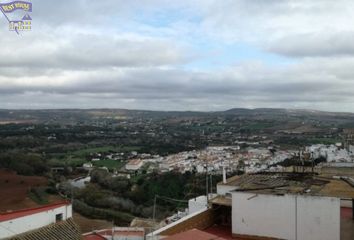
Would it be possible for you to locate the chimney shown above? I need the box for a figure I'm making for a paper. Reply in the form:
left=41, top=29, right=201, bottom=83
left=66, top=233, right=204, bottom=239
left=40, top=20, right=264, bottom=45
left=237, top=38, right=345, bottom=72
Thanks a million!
left=223, top=166, right=227, bottom=184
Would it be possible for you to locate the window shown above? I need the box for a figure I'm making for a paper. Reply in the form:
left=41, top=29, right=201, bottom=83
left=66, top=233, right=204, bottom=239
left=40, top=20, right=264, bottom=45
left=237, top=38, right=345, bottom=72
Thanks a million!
left=56, top=213, right=63, bottom=222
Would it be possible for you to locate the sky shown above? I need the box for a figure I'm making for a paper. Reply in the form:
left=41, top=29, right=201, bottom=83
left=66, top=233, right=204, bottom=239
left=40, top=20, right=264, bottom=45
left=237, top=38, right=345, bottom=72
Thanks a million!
left=0, top=0, right=354, bottom=112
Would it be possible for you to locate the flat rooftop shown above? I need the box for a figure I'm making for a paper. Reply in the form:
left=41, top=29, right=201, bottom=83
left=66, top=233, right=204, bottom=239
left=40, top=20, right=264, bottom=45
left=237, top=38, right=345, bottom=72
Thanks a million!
left=211, top=196, right=232, bottom=207
left=218, top=172, right=354, bottom=199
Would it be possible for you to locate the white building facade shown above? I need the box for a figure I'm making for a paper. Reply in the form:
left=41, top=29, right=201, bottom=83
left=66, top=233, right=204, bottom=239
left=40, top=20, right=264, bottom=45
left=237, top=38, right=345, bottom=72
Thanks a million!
left=188, top=196, right=208, bottom=214
left=0, top=202, right=72, bottom=239
left=231, top=192, right=340, bottom=240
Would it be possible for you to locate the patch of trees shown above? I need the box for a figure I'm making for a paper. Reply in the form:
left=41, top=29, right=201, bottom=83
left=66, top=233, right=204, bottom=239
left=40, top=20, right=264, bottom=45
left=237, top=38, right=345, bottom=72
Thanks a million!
left=73, top=199, right=134, bottom=226
left=91, top=170, right=223, bottom=209
left=75, top=170, right=227, bottom=221
left=73, top=184, right=168, bottom=220
left=277, top=156, right=327, bottom=167
left=0, top=152, right=48, bottom=175
left=91, top=170, right=131, bottom=194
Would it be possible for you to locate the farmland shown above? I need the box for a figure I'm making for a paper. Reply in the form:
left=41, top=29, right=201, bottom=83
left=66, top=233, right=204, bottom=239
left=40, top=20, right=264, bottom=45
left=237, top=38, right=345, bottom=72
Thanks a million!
left=0, top=170, right=49, bottom=212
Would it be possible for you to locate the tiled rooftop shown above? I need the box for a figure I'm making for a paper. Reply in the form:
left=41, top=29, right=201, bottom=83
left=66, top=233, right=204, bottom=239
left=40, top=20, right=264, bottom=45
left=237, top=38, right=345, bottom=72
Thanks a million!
left=5, top=218, right=81, bottom=240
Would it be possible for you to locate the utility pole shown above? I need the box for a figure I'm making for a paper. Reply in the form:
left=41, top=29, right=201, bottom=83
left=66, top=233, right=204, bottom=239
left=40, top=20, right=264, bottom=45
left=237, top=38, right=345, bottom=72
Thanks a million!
left=152, top=195, right=157, bottom=240
left=352, top=199, right=354, bottom=220
left=300, top=148, right=304, bottom=173
left=193, top=166, right=197, bottom=201
left=153, top=195, right=157, bottom=223
left=111, top=220, right=114, bottom=240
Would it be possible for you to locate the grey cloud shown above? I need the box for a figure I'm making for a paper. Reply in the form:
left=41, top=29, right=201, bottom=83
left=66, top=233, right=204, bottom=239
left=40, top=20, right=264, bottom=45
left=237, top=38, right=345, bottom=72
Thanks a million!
left=0, top=59, right=352, bottom=106
left=0, top=34, right=190, bottom=70
left=196, top=0, right=354, bottom=57
left=268, top=32, right=354, bottom=57
left=31, top=0, right=201, bottom=27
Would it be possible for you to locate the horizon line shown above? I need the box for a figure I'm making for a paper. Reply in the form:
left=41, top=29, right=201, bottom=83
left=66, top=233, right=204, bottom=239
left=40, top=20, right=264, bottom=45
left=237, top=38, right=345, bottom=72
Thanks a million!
left=0, top=107, right=353, bottom=114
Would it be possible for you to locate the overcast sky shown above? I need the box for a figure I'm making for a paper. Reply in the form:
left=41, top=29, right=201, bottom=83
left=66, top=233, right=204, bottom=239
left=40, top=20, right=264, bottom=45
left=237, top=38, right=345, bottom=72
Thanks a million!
left=1, top=0, right=354, bottom=111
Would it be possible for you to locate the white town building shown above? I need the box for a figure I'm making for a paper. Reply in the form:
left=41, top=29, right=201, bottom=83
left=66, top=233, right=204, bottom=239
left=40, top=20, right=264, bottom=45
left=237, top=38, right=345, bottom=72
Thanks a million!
left=188, top=196, right=208, bottom=214
left=0, top=201, right=73, bottom=239
left=125, top=159, right=144, bottom=171
left=148, top=172, right=353, bottom=240
left=232, top=192, right=339, bottom=240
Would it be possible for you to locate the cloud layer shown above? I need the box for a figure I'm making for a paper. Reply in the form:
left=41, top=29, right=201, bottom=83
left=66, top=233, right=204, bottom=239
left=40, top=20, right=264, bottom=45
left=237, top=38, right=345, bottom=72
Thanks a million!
left=1, top=0, right=354, bottom=111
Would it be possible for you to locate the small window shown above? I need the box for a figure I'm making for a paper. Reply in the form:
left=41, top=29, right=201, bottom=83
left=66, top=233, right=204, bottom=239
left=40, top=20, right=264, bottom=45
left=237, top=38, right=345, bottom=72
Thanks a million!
left=56, top=213, right=63, bottom=222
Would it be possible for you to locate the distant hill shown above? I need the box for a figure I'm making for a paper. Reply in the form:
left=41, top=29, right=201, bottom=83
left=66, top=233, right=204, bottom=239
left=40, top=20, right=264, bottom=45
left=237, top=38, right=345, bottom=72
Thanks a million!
left=0, top=108, right=354, bottom=127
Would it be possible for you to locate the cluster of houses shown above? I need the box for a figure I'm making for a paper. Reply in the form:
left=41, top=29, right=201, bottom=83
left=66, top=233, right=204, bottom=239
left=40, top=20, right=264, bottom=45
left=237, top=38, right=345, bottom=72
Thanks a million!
left=81, top=143, right=354, bottom=178
left=153, top=146, right=293, bottom=174
left=3, top=142, right=354, bottom=239
left=306, top=144, right=354, bottom=166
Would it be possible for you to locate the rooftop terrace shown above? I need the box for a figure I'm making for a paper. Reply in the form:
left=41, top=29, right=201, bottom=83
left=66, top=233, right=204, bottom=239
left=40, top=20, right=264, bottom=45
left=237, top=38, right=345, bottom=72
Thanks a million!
left=218, top=172, right=354, bottom=199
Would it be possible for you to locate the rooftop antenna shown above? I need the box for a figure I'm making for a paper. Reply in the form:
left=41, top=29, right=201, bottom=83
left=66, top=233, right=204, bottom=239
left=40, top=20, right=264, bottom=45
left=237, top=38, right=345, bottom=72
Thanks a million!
left=71, top=185, right=74, bottom=203
left=311, top=152, right=315, bottom=174
left=209, top=171, right=213, bottom=197
left=223, top=164, right=227, bottom=184
left=205, top=163, right=209, bottom=203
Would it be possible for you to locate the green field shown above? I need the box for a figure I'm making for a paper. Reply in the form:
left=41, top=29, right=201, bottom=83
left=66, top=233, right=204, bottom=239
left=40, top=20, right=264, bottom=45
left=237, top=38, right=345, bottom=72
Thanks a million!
left=48, top=145, right=141, bottom=168
left=309, top=138, right=341, bottom=145
left=92, top=159, right=126, bottom=170
left=72, top=146, right=141, bottom=157
left=244, top=122, right=275, bottom=130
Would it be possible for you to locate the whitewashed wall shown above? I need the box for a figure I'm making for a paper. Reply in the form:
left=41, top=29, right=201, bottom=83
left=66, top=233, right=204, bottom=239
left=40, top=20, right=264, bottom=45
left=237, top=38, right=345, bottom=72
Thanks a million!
left=340, top=199, right=353, bottom=208
left=232, top=193, right=296, bottom=239
left=188, top=196, right=207, bottom=214
left=297, top=196, right=340, bottom=240
left=0, top=204, right=72, bottom=239
left=232, top=193, right=340, bottom=240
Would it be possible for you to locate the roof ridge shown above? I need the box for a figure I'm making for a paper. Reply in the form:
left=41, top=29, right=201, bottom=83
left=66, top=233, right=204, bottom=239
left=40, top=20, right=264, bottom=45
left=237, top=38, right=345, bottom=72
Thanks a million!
left=0, top=201, right=70, bottom=222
